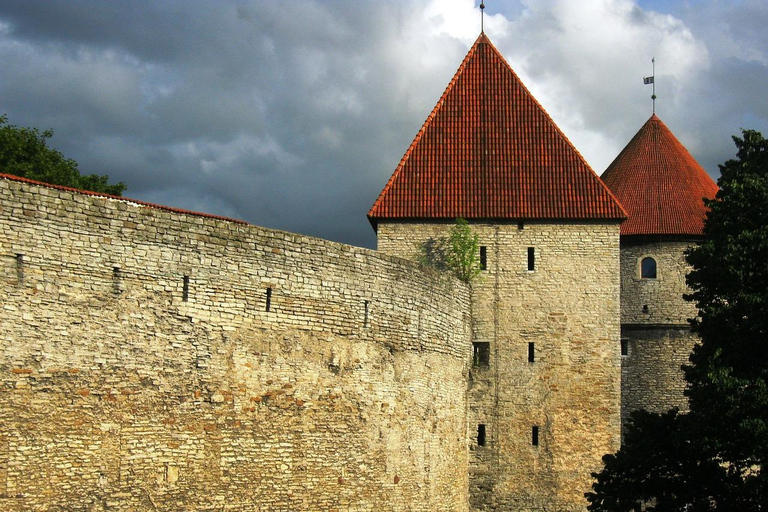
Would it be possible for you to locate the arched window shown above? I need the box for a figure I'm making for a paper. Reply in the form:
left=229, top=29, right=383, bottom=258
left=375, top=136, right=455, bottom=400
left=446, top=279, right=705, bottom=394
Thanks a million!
left=641, top=257, right=657, bottom=279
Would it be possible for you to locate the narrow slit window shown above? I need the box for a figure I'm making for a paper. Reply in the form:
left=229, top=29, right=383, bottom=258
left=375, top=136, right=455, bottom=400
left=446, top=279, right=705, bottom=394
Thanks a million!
left=473, top=342, right=490, bottom=367
left=641, top=257, right=657, bottom=279
left=182, top=275, right=190, bottom=302
left=621, top=338, right=628, bottom=356
left=532, top=426, right=539, bottom=446
left=113, top=267, right=122, bottom=295
left=527, top=247, right=535, bottom=271
left=479, top=246, right=487, bottom=271
left=518, top=221, right=524, bottom=230
left=528, top=342, right=535, bottom=363
left=477, top=424, right=486, bottom=446
left=15, top=254, right=24, bottom=284
left=265, top=287, right=272, bottom=312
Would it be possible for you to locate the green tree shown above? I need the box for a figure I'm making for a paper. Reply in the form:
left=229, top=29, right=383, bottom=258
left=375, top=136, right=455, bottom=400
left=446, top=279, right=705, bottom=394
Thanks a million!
left=420, top=218, right=483, bottom=283
left=0, top=114, right=125, bottom=195
left=586, top=130, right=768, bottom=511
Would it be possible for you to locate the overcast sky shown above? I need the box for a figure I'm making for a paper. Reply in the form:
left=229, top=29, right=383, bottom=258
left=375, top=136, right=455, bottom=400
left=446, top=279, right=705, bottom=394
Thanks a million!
left=1, top=0, right=766, bottom=248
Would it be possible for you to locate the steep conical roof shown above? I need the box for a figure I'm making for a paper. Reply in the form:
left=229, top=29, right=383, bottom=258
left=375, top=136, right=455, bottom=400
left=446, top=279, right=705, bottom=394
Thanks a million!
left=601, top=115, right=718, bottom=236
left=368, top=34, right=626, bottom=226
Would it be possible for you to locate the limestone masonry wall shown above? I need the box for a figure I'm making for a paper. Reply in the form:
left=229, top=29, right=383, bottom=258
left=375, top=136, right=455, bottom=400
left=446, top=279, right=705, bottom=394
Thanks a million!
left=620, top=240, right=699, bottom=325
left=621, top=327, right=697, bottom=425
left=0, top=177, right=472, bottom=512
left=620, top=238, right=701, bottom=427
left=377, top=221, right=622, bottom=512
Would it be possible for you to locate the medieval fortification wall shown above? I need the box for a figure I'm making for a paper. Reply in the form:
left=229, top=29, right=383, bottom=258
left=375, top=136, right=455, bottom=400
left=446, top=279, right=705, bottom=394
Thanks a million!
left=0, top=176, right=472, bottom=512
left=377, top=221, right=622, bottom=512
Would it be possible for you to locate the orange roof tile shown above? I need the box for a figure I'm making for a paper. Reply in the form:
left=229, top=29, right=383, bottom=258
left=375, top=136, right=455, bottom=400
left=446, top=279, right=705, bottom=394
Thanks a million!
left=601, top=115, right=718, bottom=236
left=368, top=34, right=626, bottom=226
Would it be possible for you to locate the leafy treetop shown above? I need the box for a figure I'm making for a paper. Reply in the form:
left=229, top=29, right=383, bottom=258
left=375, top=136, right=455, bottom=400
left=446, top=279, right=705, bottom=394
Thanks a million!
left=586, top=129, right=768, bottom=511
left=0, top=114, right=125, bottom=196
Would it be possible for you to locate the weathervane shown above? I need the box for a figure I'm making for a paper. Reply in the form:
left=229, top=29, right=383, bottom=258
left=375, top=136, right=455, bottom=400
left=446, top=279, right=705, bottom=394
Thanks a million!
left=644, top=57, right=656, bottom=114
left=480, top=1, right=485, bottom=33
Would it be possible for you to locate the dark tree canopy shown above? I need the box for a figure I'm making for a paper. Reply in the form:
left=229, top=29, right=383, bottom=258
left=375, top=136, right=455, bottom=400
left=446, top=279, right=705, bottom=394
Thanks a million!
left=0, top=114, right=125, bottom=196
left=587, top=130, right=768, bottom=511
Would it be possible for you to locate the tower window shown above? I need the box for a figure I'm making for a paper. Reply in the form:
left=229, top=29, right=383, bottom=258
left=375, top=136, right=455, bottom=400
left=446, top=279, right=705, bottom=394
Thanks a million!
left=528, top=342, right=535, bottom=363
left=477, top=424, right=486, bottom=446
left=265, top=287, right=272, bottom=312
left=473, top=342, right=490, bottom=367
left=182, top=275, right=189, bottom=302
left=527, top=247, right=535, bottom=271
left=113, top=267, right=123, bottom=295
left=16, top=254, right=24, bottom=285
left=479, top=246, right=487, bottom=271
left=532, top=426, right=539, bottom=446
left=641, top=257, right=657, bottom=279
left=621, top=338, right=628, bottom=356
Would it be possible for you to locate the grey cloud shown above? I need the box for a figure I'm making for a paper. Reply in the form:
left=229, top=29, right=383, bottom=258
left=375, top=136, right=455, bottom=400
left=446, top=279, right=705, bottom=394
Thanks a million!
left=0, top=0, right=766, bottom=249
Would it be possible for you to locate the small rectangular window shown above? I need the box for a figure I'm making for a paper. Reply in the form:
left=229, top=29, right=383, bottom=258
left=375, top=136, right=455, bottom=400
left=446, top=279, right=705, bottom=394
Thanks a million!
left=477, top=424, right=486, bottom=446
left=518, top=221, right=524, bottom=230
left=621, top=338, right=628, bottom=356
left=528, top=342, right=535, bottom=363
left=113, top=267, right=122, bottom=295
left=182, top=275, right=190, bottom=302
left=528, top=247, right=535, bottom=271
left=473, top=342, right=490, bottom=367
left=532, top=426, right=539, bottom=446
left=15, top=254, right=24, bottom=285
left=479, top=246, right=487, bottom=271
left=265, top=287, right=272, bottom=312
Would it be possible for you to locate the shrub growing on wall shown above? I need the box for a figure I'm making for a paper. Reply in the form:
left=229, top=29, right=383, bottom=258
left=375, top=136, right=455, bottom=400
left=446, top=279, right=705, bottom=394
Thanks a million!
left=421, top=218, right=482, bottom=283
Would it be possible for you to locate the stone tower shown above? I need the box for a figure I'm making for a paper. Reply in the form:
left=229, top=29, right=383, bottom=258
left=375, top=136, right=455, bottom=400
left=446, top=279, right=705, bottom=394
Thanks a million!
left=369, top=33, right=626, bottom=512
left=601, top=114, right=718, bottom=426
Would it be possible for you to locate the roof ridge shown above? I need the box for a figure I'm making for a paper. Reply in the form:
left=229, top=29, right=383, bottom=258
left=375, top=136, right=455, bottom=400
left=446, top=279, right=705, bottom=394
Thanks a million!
left=368, top=33, right=626, bottom=224
left=480, top=36, right=612, bottom=195
left=602, top=115, right=717, bottom=236
left=369, top=34, right=486, bottom=217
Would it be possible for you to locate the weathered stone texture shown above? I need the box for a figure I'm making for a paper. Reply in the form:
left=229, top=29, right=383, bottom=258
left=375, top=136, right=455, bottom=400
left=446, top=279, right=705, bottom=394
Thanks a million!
left=619, top=238, right=701, bottom=427
left=620, top=239, right=699, bottom=325
left=377, top=220, right=622, bottom=512
left=621, top=327, right=697, bottom=425
left=0, top=177, right=471, bottom=512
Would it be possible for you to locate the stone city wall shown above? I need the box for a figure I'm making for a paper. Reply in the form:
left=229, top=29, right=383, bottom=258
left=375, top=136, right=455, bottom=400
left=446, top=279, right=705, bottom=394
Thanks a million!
left=0, top=176, right=472, bottom=512
left=377, top=220, right=622, bottom=512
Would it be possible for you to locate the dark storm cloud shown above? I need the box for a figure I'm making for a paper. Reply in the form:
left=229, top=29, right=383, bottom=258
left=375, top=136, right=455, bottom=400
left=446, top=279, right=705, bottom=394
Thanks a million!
left=0, top=0, right=765, bottom=248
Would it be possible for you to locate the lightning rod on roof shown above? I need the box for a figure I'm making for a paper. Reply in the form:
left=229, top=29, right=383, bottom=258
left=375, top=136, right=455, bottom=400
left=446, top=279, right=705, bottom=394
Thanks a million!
left=643, top=57, right=656, bottom=114
left=480, top=1, right=485, bottom=33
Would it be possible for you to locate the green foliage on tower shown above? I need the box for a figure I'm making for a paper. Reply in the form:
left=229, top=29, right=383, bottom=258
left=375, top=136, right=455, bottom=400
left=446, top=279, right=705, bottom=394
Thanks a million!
left=587, top=130, right=768, bottom=511
left=420, top=218, right=483, bottom=283
left=446, top=218, right=483, bottom=283
left=0, top=114, right=125, bottom=196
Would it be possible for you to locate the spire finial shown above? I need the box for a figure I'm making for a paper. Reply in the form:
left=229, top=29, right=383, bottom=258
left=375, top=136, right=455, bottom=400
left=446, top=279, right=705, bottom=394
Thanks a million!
left=644, top=57, right=656, bottom=115
left=480, top=2, right=485, bottom=33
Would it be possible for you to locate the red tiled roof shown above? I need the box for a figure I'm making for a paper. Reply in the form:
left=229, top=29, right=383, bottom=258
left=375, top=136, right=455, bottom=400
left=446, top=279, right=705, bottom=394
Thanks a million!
left=0, top=173, right=249, bottom=225
left=601, top=115, right=718, bottom=236
left=368, top=33, right=626, bottom=225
